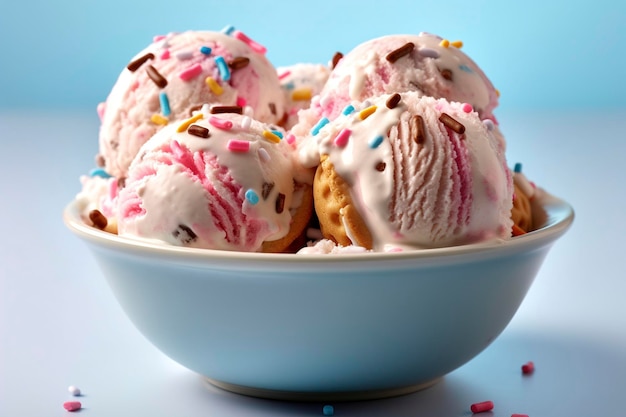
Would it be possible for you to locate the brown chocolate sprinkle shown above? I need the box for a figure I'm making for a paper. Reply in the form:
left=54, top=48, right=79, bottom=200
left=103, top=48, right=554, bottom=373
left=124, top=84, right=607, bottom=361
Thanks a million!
left=386, top=93, right=402, bottom=109
left=210, top=105, right=243, bottom=114
left=440, top=68, right=453, bottom=81
left=262, top=182, right=275, bottom=200
left=331, top=52, right=344, bottom=69
left=410, top=115, right=427, bottom=144
left=386, top=42, right=415, bottom=63
left=375, top=161, right=386, bottom=172
left=146, top=65, right=168, bottom=88
left=127, top=53, right=155, bottom=72
left=117, top=177, right=127, bottom=189
left=228, top=56, right=250, bottom=70
left=188, top=124, right=210, bottom=138
left=268, top=102, right=276, bottom=115
left=439, top=112, right=465, bottom=134
left=189, top=104, right=203, bottom=116
left=95, top=154, right=105, bottom=167
left=172, top=224, right=198, bottom=244
left=275, top=193, right=286, bottom=214
left=89, top=209, right=108, bottom=230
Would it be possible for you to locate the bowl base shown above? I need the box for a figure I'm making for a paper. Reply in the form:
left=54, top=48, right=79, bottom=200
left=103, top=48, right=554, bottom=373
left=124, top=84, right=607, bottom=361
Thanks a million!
left=203, top=376, right=441, bottom=402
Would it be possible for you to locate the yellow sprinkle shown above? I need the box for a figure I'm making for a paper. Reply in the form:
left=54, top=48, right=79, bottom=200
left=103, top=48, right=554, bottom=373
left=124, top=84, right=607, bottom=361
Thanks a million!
left=262, top=130, right=281, bottom=143
left=451, top=40, right=463, bottom=48
left=177, top=113, right=204, bottom=133
left=496, top=88, right=501, bottom=97
left=359, top=105, right=378, bottom=120
left=150, top=114, right=169, bottom=125
left=291, top=88, right=312, bottom=101
left=439, top=39, right=450, bottom=48
left=205, top=77, right=224, bottom=96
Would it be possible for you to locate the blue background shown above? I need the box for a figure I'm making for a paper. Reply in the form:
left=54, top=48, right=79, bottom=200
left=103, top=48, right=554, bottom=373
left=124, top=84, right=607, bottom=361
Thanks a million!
left=1, top=0, right=624, bottom=111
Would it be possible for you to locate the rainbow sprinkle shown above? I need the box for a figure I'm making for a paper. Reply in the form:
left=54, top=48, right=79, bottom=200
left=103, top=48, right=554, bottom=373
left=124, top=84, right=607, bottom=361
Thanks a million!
left=179, top=63, right=203, bottom=81
left=359, top=105, right=377, bottom=120
left=285, top=133, right=296, bottom=145
left=160, top=49, right=170, bottom=60
left=461, top=103, right=473, bottom=113
left=439, top=39, right=450, bottom=48
left=227, top=139, right=250, bottom=152
left=177, top=113, right=203, bottom=132
left=311, top=117, right=329, bottom=135
left=240, top=116, right=252, bottom=129
left=215, top=56, right=231, bottom=81
left=221, top=25, right=235, bottom=35
left=176, top=51, right=194, bottom=60
left=369, top=135, right=384, bottom=149
left=291, top=88, right=312, bottom=101
left=514, top=162, right=523, bottom=173
left=159, top=92, right=171, bottom=116
left=200, top=46, right=212, bottom=55
left=232, top=30, right=267, bottom=54
left=245, top=189, right=260, bottom=205
left=151, top=114, right=168, bottom=125
left=258, top=148, right=270, bottom=162
left=278, top=70, right=292, bottom=80
left=342, top=104, right=355, bottom=115
left=451, top=40, right=463, bottom=48
left=209, top=116, right=233, bottom=130
left=262, top=130, right=281, bottom=143
left=205, top=77, right=224, bottom=95
left=89, top=168, right=112, bottom=178
left=334, top=129, right=351, bottom=147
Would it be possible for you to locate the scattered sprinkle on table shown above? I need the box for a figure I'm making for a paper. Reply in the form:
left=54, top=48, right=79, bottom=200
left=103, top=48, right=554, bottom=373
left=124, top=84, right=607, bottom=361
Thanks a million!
left=470, top=400, right=494, bottom=413
left=521, top=360, right=535, bottom=375
left=67, top=385, right=81, bottom=396
left=63, top=401, right=82, bottom=412
left=322, top=404, right=334, bottom=415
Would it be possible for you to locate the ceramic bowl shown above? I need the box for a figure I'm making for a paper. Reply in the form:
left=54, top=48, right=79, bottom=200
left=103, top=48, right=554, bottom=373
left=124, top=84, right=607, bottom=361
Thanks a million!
left=63, top=191, right=573, bottom=401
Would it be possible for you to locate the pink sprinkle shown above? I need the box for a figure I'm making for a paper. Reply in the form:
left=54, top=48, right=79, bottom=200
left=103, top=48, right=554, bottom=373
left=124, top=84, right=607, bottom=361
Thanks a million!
left=179, top=63, right=203, bottom=81
left=170, top=139, right=185, bottom=159
left=462, top=103, right=473, bottom=113
left=333, top=128, right=352, bottom=147
left=387, top=247, right=403, bottom=253
left=470, top=400, right=494, bottom=413
left=233, top=30, right=267, bottom=54
left=160, top=49, right=171, bottom=60
left=236, top=96, right=247, bottom=107
left=153, top=34, right=166, bottom=42
left=521, top=361, right=535, bottom=374
left=130, top=80, right=140, bottom=91
left=511, top=414, right=529, bottom=417
left=209, top=116, right=233, bottom=130
left=96, top=102, right=106, bottom=121
left=227, top=139, right=250, bottom=152
left=63, top=401, right=82, bottom=412
left=278, top=70, right=292, bottom=80
left=285, top=133, right=296, bottom=145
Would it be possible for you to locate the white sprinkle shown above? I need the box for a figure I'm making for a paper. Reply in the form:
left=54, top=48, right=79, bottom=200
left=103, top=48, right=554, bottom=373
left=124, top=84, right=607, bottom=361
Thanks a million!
left=68, top=385, right=81, bottom=396
left=483, top=119, right=495, bottom=131
left=240, top=116, right=252, bottom=130
left=200, top=103, right=211, bottom=117
left=176, top=51, right=194, bottom=60
left=258, top=148, right=270, bottom=162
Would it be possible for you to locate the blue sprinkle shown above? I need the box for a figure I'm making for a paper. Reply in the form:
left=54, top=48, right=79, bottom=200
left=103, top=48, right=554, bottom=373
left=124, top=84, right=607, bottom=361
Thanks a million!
left=513, top=162, right=523, bottom=173
left=200, top=46, right=212, bottom=55
left=283, top=81, right=295, bottom=90
left=311, top=117, right=329, bottom=136
left=89, top=168, right=112, bottom=178
left=271, top=130, right=284, bottom=139
left=459, top=64, right=473, bottom=73
left=369, top=134, right=384, bottom=149
left=245, top=189, right=259, bottom=205
left=342, top=104, right=355, bottom=115
left=221, top=25, right=235, bottom=35
left=322, top=405, right=334, bottom=416
left=159, top=92, right=171, bottom=116
left=215, top=56, right=231, bottom=81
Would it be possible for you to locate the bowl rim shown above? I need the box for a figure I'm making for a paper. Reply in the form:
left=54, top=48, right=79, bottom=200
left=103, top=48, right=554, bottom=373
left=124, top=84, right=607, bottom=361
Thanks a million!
left=63, top=189, right=574, bottom=265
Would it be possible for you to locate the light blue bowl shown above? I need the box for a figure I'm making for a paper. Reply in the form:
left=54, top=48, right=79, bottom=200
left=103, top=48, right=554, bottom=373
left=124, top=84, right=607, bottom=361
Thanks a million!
left=63, top=191, right=573, bottom=401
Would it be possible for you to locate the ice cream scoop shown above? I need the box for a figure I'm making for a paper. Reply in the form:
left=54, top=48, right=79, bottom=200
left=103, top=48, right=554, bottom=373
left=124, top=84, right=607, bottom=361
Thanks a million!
left=98, top=29, right=285, bottom=179
left=301, top=92, right=513, bottom=251
left=293, top=33, right=501, bottom=142
left=117, top=108, right=312, bottom=252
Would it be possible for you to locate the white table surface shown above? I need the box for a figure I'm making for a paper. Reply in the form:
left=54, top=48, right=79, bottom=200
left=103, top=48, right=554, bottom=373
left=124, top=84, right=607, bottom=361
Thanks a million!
left=1, top=108, right=625, bottom=416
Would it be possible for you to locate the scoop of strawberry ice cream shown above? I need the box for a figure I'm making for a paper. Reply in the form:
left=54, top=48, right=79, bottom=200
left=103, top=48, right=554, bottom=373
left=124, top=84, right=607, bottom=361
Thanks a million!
left=117, top=109, right=306, bottom=252
left=98, top=29, right=285, bottom=179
